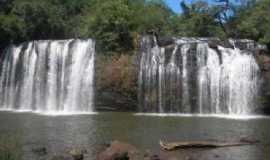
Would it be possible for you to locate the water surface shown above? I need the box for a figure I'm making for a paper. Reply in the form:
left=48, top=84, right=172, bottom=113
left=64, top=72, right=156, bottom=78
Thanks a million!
left=0, top=111, right=270, bottom=160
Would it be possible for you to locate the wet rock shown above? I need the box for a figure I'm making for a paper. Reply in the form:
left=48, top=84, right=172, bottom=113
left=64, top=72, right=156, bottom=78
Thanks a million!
left=255, top=49, right=270, bottom=71
left=50, top=154, right=73, bottom=160
left=207, top=42, right=223, bottom=64
left=208, top=42, right=218, bottom=50
left=32, top=146, right=47, bottom=156
left=69, top=148, right=87, bottom=160
left=49, top=147, right=87, bottom=160
left=157, top=37, right=175, bottom=47
left=96, top=143, right=111, bottom=153
left=185, top=157, right=195, bottom=160
left=147, top=154, right=178, bottom=160
left=261, top=93, right=270, bottom=114
left=96, top=141, right=139, bottom=160
left=144, top=151, right=161, bottom=160
left=145, top=154, right=170, bottom=160
left=143, top=150, right=177, bottom=160
left=232, top=39, right=257, bottom=50
left=208, top=39, right=234, bottom=49
left=214, top=154, right=220, bottom=158
left=113, top=152, right=129, bottom=160
left=239, top=136, right=260, bottom=144
left=148, top=154, right=160, bottom=160
left=95, top=90, right=137, bottom=112
left=254, top=49, right=270, bottom=114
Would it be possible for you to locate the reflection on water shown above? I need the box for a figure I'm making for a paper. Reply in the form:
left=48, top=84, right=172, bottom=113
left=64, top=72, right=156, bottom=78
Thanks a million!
left=0, top=111, right=270, bottom=160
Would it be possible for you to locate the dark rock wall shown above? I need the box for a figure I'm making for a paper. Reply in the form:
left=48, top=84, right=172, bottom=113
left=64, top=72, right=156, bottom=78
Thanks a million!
left=255, top=49, right=270, bottom=114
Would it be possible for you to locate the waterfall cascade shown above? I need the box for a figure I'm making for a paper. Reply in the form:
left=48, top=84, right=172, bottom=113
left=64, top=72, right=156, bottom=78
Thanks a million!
left=138, top=37, right=261, bottom=115
left=0, top=39, right=95, bottom=113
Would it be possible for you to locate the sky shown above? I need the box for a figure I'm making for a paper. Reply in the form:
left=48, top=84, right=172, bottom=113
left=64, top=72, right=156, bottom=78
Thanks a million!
left=165, top=0, right=220, bottom=13
left=165, top=0, right=182, bottom=13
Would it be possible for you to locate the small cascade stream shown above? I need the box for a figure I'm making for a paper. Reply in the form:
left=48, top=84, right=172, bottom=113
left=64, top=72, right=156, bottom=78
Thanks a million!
left=139, top=37, right=261, bottom=115
left=0, top=39, right=95, bottom=113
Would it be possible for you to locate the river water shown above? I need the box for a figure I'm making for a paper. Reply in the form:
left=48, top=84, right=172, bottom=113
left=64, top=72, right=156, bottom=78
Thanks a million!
left=0, top=111, right=270, bottom=160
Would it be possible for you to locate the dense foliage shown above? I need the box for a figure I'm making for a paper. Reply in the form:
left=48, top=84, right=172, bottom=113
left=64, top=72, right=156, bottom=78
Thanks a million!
left=0, top=0, right=269, bottom=53
left=96, top=54, right=137, bottom=96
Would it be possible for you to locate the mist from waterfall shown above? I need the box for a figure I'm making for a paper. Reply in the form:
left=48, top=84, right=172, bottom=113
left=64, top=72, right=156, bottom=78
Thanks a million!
left=138, top=37, right=261, bottom=115
left=0, top=39, right=95, bottom=113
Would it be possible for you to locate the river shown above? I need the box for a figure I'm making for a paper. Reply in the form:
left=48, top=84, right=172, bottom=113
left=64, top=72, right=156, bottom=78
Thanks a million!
left=0, top=111, right=270, bottom=160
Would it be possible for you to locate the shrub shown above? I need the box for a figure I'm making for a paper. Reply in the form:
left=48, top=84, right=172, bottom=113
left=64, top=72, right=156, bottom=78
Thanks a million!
left=96, top=54, right=137, bottom=98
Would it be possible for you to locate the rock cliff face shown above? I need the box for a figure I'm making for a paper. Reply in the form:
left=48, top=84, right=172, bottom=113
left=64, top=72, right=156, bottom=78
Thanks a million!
left=94, top=54, right=138, bottom=112
left=254, top=49, right=270, bottom=114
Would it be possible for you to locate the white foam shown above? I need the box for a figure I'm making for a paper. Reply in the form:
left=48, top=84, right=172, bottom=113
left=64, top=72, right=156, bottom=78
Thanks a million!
left=134, top=113, right=270, bottom=120
left=0, top=108, right=97, bottom=116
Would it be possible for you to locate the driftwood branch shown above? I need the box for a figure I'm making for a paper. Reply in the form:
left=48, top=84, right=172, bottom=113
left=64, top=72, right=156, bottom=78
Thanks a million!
left=160, top=139, right=257, bottom=151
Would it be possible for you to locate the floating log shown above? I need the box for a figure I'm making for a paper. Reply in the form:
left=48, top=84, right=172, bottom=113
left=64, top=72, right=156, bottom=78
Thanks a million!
left=160, top=139, right=256, bottom=151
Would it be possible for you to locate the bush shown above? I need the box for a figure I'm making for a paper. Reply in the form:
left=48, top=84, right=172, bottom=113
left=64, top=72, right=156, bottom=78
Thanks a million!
left=96, top=54, right=137, bottom=97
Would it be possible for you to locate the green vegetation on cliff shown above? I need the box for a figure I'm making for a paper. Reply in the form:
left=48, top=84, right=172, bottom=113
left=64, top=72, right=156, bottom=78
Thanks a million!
left=0, top=0, right=269, bottom=53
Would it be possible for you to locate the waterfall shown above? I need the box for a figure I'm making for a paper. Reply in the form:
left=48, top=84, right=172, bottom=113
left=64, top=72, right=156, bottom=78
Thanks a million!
left=139, top=37, right=261, bottom=115
left=0, top=39, right=95, bottom=113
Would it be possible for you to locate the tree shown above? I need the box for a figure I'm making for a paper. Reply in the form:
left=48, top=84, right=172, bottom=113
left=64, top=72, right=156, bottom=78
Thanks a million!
left=0, top=0, right=269, bottom=52
left=171, top=1, right=224, bottom=37
left=11, top=0, right=67, bottom=40
left=235, top=0, right=270, bottom=47
left=83, top=0, right=133, bottom=53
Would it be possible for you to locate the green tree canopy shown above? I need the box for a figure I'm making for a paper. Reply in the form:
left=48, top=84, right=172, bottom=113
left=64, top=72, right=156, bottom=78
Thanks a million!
left=0, top=0, right=269, bottom=52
